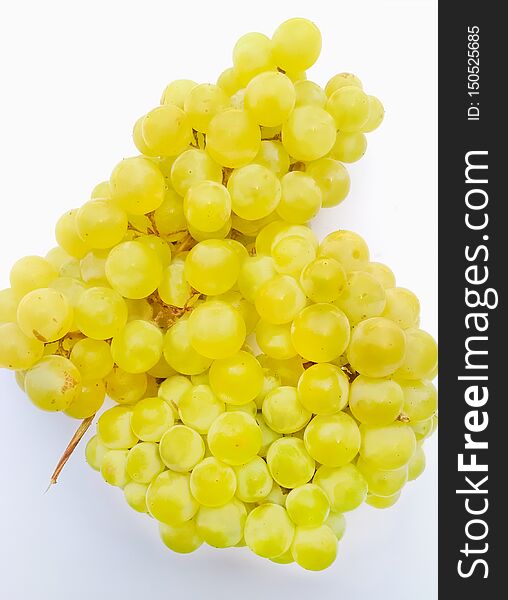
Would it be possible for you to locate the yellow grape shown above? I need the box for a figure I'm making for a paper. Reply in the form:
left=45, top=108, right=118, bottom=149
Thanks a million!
left=90, top=180, right=112, bottom=200
left=232, top=32, right=276, bottom=86
left=159, top=425, right=205, bottom=472
left=272, top=18, right=322, bottom=72
left=101, top=450, right=130, bottom=488
left=356, top=456, right=408, bottom=497
left=208, top=350, right=263, bottom=405
left=396, top=328, right=438, bottom=380
left=266, top=437, right=315, bottom=489
left=206, top=109, right=261, bottom=168
left=105, top=367, right=147, bottom=405
left=76, top=200, right=127, bottom=249
left=228, top=163, right=281, bottom=221
left=326, top=511, right=346, bottom=540
left=364, top=262, right=396, bottom=289
left=360, top=422, right=417, bottom=470
left=106, top=241, right=162, bottom=299
left=178, top=384, right=225, bottom=434
left=126, top=442, right=165, bottom=484
left=207, top=411, right=262, bottom=466
left=244, top=504, right=294, bottom=558
left=318, top=230, right=370, bottom=272
left=255, top=320, right=296, bottom=360
left=153, top=189, right=187, bottom=239
left=75, top=286, right=127, bottom=340
left=98, top=405, right=139, bottom=450
left=111, top=320, right=163, bottom=374
left=137, top=235, right=172, bottom=269
left=146, top=471, right=198, bottom=525
left=286, top=484, right=330, bottom=527
left=237, top=255, right=277, bottom=303
left=85, top=435, right=108, bottom=471
left=159, top=519, right=203, bottom=554
left=291, top=303, right=350, bottom=363
left=366, top=492, right=401, bottom=509
left=362, top=96, right=385, bottom=133
left=158, top=261, right=192, bottom=308
left=184, top=239, right=239, bottom=295
left=326, top=85, right=370, bottom=132
left=64, top=379, right=105, bottom=419
left=163, top=319, right=212, bottom=375
left=24, top=355, right=81, bottom=411
left=291, top=525, right=337, bottom=571
left=160, top=79, right=197, bottom=108
left=304, top=413, right=360, bottom=467
left=335, top=271, right=386, bottom=325
left=381, top=287, right=420, bottom=329
left=255, top=275, right=306, bottom=325
left=0, top=288, right=19, bottom=324
left=313, top=464, right=368, bottom=512
left=55, top=210, right=91, bottom=259
left=282, top=106, right=336, bottom=162
left=408, top=445, right=426, bottom=481
left=234, top=456, right=273, bottom=503
left=325, top=73, right=363, bottom=97
left=124, top=482, right=149, bottom=513
left=297, top=363, right=349, bottom=415
left=252, top=140, right=290, bottom=176
left=17, top=288, right=73, bottom=343
left=141, top=105, right=192, bottom=156
left=195, top=498, right=246, bottom=548
left=300, top=257, right=346, bottom=303
left=216, top=67, right=242, bottom=96
left=329, top=131, right=367, bottom=163
left=131, top=396, right=174, bottom=442
left=110, top=156, right=165, bottom=215
left=245, top=71, right=295, bottom=127
left=349, top=376, right=404, bottom=426
left=272, top=235, right=316, bottom=277
left=276, top=172, right=322, bottom=224
left=306, top=158, right=350, bottom=208
left=171, top=148, right=222, bottom=197
left=190, top=457, right=237, bottom=507
left=262, top=386, right=311, bottom=434
left=294, top=80, right=327, bottom=108
left=10, top=255, right=57, bottom=297
left=399, top=379, right=438, bottom=423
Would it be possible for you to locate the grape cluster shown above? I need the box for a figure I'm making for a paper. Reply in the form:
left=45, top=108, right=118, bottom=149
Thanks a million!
left=0, top=17, right=437, bottom=571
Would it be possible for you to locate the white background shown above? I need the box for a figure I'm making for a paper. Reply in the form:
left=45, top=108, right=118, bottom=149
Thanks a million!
left=0, top=1, right=438, bottom=599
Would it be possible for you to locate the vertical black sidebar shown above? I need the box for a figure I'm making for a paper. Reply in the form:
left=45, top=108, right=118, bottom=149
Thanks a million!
left=439, top=2, right=506, bottom=597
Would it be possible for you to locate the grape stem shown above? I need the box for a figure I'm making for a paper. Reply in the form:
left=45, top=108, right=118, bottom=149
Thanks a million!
left=46, top=415, right=95, bottom=491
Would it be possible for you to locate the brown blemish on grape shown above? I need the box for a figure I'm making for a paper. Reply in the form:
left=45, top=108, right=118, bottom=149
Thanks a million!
left=61, top=373, right=77, bottom=394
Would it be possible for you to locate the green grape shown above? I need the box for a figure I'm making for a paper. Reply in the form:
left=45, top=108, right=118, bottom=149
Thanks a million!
left=325, top=73, right=362, bottom=97
left=159, top=425, right=205, bottom=472
left=255, top=275, right=306, bottom=325
left=252, top=140, right=290, bottom=176
left=304, top=413, right=360, bottom=467
left=255, top=320, right=296, bottom=360
left=232, top=32, right=276, bottom=86
left=291, top=303, right=350, bottom=363
left=75, top=286, right=127, bottom=340
left=190, top=457, right=237, bottom=507
left=131, top=397, right=174, bottom=442
left=209, top=350, right=263, bottom=405
left=262, top=386, right=311, bottom=434
left=101, top=450, right=130, bottom=488
left=195, top=498, right=246, bottom=548
left=258, top=355, right=304, bottom=387
left=76, top=200, right=127, bottom=249
left=64, top=379, right=105, bottom=418
left=126, top=442, right=165, bottom=484
left=300, top=258, right=345, bottom=304
left=326, top=511, right=346, bottom=540
left=184, top=240, right=239, bottom=295
left=255, top=220, right=289, bottom=255
left=237, top=255, right=277, bottom=303
left=286, top=484, right=330, bottom=527
left=188, top=301, right=246, bottom=360
left=110, top=156, right=165, bottom=215
left=408, top=445, right=426, bottom=481
left=85, top=435, right=108, bottom=471
left=0, top=288, right=19, bottom=323
left=360, top=422, right=417, bottom=470
left=244, top=71, right=295, bottom=127
left=381, top=287, right=420, bottom=329
left=272, top=235, right=316, bottom=277
left=347, top=317, right=406, bottom=378
left=318, top=230, right=370, bottom=272
left=256, top=413, right=282, bottom=456
left=399, top=379, right=438, bottom=423
left=25, top=355, right=81, bottom=411
left=171, top=148, right=223, bottom=198
left=276, top=172, right=322, bottom=224
left=158, top=374, right=192, bottom=407
left=349, top=376, right=404, bottom=426
left=179, top=384, right=225, bottom=434
left=184, top=181, right=231, bottom=233
left=267, top=437, right=315, bottom=489
left=234, top=456, right=273, bottom=503
left=329, top=131, right=367, bottom=163
left=206, top=109, right=261, bottom=168
left=188, top=217, right=232, bottom=242
left=160, top=79, right=197, bottom=108
left=364, top=262, right=396, bottom=289
left=313, top=464, right=368, bottom=512
left=272, top=18, right=321, bottom=72
left=79, top=250, right=109, bottom=286
left=335, top=271, right=386, bottom=325
left=223, top=239, right=249, bottom=263
left=163, top=319, right=212, bottom=375
left=291, top=525, right=337, bottom=571
left=362, top=96, right=385, bottom=133
left=184, top=83, right=230, bottom=133
left=411, top=416, right=435, bottom=441
left=17, top=288, right=73, bottom=342
left=326, top=85, right=369, bottom=133
left=158, top=261, right=192, bottom=308
left=0, top=322, right=43, bottom=370
left=141, top=105, right=192, bottom=156
left=207, top=411, right=262, bottom=466
left=227, top=164, right=281, bottom=221
left=159, top=519, right=203, bottom=554
left=356, top=456, right=408, bottom=497
left=133, top=116, right=157, bottom=156
left=297, top=363, right=349, bottom=415
left=306, top=158, right=350, bottom=208
left=216, top=67, right=241, bottom=96
left=55, top=210, right=91, bottom=259
left=137, top=235, right=172, bottom=269
left=124, top=481, right=149, bottom=513
left=258, top=483, right=287, bottom=507
left=146, top=470, right=198, bottom=525
left=90, top=180, right=112, bottom=200
left=366, top=492, right=401, bottom=509
left=153, top=190, right=187, bottom=239
left=105, top=367, right=147, bottom=405
left=244, top=504, right=294, bottom=558
left=271, top=224, right=319, bottom=252
left=282, top=106, right=336, bottom=162
left=111, top=320, right=163, bottom=374
left=294, top=80, right=327, bottom=108
left=9, top=255, right=57, bottom=297
left=396, top=329, right=438, bottom=380
left=98, top=406, right=138, bottom=449
left=106, top=241, right=162, bottom=299
left=210, top=291, right=258, bottom=335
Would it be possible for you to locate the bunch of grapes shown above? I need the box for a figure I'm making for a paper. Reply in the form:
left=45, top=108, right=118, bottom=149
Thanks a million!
left=0, top=17, right=437, bottom=571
